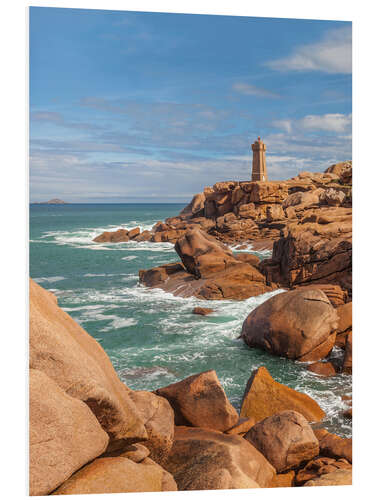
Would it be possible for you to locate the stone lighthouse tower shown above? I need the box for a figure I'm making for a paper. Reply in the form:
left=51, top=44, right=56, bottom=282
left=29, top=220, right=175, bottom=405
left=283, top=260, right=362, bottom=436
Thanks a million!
left=251, top=137, right=268, bottom=181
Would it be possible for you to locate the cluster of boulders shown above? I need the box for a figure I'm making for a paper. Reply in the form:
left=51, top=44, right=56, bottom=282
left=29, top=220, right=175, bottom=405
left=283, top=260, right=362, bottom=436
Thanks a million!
left=139, top=228, right=276, bottom=300
left=29, top=279, right=352, bottom=494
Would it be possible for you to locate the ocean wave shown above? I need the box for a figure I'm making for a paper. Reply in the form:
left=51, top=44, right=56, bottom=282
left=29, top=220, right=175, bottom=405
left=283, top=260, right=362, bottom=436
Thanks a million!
left=34, top=276, right=65, bottom=283
left=121, top=255, right=137, bottom=261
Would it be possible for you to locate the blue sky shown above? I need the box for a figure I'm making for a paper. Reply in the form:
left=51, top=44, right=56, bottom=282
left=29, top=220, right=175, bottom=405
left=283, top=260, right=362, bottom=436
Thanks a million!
left=29, top=7, right=352, bottom=202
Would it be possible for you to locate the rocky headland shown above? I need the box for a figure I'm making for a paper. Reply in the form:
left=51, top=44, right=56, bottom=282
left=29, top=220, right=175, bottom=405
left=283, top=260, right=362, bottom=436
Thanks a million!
left=29, top=278, right=352, bottom=494
left=94, top=161, right=352, bottom=301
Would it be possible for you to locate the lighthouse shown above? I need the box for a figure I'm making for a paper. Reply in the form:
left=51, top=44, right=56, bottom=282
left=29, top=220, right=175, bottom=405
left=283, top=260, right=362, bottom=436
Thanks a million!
left=251, top=137, right=268, bottom=181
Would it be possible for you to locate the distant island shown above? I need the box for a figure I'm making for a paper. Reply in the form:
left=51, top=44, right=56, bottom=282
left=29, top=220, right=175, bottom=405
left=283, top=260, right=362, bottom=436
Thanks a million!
left=32, top=198, right=68, bottom=205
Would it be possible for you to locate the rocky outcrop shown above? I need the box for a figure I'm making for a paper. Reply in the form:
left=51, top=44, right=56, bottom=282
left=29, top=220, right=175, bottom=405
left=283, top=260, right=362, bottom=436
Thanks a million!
left=240, top=366, right=325, bottom=423
left=244, top=411, right=319, bottom=472
left=155, top=370, right=239, bottom=432
left=261, top=206, right=352, bottom=295
left=164, top=426, right=275, bottom=490
left=29, top=279, right=147, bottom=450
left=52, top=457, right=177, bottom=495
left=140, top=230, right=275, bottom=300
left=240, top=288, right=338, bottom=361
left=29, top=369, right=109, bottom=496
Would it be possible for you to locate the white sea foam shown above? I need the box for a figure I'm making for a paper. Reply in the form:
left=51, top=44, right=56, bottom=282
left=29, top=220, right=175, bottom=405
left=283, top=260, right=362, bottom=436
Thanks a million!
left=34, top=276, right=65, bottom=283
left=121, top=255, right=137, bottom=261
left=101, top=316, right=138, bottom=332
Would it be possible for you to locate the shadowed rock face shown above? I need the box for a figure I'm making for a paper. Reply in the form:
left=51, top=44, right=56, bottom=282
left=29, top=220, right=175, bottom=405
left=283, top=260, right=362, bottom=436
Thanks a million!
left=155, top=370, right=239, bottom=432
left=244, top=410, right=319, bottom=472
left=164, top=426, right=275, bottom=490
left=29, top=279, right=147, bottom=449
left=29, top=369, right=109, bottom=497
left=295, top=456, right=352, bottom=486
left=240, top=366, right=325, bottom=423
left=240, top=288, right=338, bottom=361
left=51, top=457, right=177, bottom=495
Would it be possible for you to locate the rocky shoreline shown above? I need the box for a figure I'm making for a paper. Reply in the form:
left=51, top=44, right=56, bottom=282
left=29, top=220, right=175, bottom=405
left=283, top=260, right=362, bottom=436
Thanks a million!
left=29, top=278, right=352, bottom=495
left=30, top=161, right=352, bottom=494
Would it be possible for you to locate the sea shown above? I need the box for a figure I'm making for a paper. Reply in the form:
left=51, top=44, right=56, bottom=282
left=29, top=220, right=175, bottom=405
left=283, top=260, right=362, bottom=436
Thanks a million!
left=29, top=203, right=352, bottom=437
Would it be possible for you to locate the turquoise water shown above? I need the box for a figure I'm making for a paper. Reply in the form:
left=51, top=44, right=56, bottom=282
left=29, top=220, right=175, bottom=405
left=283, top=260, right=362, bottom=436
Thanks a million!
left=30, top=203, right=352, bottom=437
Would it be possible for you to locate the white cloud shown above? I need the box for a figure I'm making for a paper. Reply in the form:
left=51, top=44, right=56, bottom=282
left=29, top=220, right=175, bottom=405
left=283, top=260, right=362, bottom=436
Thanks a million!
left=300, top=113, right=352, bottom=133
left=266, top=26, right=352, bottom=74
left=232, top=82, right=279, bottom=98
left=272, top=113, right=351, bottom=134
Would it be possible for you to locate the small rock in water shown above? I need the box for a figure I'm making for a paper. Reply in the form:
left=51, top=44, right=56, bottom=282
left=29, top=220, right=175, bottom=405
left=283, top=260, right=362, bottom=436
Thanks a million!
left=192, top=307, right=214, bottom=316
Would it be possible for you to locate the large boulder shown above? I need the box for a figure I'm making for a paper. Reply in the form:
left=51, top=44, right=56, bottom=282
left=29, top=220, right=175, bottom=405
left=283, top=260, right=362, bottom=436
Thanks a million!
left=29, top=369, right=109, bottom=496
left=244, top=411, right=319, bottom=472
left=241, top=288, right=338, bottom=361
left=29, top=279, right=147, bottom=450
left=128, top=391, right=175, bottom=465
left=155, top=370, right=238, bottom=432
left=240, top=366, right=325, bottom=423
left=175, top=228, right=238, bottom=278
left=164, top=426, right=275, bottom=490
left=52, top=457, right=177, bottom=495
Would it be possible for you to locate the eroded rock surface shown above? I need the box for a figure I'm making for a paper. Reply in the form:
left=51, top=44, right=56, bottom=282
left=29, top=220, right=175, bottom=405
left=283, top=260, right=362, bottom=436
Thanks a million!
left=164, top=426, right=275, bottom=490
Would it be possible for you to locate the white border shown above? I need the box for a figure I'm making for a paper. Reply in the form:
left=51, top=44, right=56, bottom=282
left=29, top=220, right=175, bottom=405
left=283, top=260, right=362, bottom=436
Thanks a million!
left=2, top=1, right=374, bottom=499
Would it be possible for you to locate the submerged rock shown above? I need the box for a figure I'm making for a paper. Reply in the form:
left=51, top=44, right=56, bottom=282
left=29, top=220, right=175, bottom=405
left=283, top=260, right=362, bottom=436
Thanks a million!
left=192, top=306, right=214, bottom=315
left=164, top=426, right=275, bottom=490
left=240, top=288, right=338, bottom=361
left=240, top=366, right=325, bottom=423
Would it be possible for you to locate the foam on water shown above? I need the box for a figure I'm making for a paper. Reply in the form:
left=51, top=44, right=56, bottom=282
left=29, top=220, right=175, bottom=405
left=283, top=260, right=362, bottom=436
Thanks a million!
left=34, top=276, right=66, bottom=283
